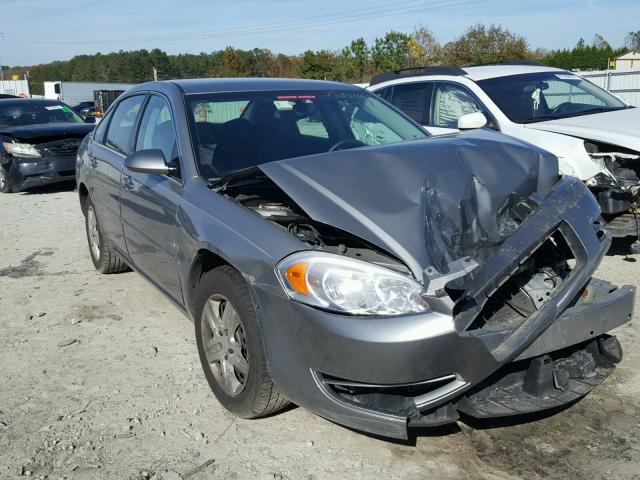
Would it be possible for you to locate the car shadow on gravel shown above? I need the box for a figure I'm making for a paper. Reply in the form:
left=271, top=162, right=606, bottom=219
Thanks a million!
left=607, top=237, right=639, bottom=259
left=19, top=182, right=76, bottom=195
left=456, top=400, right=577, bottom=431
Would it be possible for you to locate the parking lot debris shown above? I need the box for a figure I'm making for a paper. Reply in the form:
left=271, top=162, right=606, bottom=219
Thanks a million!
left=56, top=338, right=78, bottom=348
left=183, top=459, right=215, bottom=479
left=150, top=471, right=182, bottom=480
left=143, top=346, right=158, bottom=358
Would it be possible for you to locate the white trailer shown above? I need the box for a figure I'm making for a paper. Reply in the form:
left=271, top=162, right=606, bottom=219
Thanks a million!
left=43, top=81, right=134, bottom=106
left=0, top=79, right=30, bottom=97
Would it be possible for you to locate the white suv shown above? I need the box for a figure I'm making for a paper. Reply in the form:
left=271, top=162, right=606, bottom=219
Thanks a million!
left=367, top=64, right=640, bottom=238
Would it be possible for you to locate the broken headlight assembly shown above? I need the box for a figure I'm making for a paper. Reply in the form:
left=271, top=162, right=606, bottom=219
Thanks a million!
left=2, top=142, right=42, bottom=158
left=276, top=251, right=430, bottom=315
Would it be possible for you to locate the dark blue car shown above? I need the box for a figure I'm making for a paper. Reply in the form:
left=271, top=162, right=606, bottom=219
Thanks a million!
left=0, top=99, right=94, bottom=192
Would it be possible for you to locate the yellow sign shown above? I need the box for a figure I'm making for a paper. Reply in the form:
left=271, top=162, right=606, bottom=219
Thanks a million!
left=609, top=59, right=616, bottom=69
left=11, top=75, right=19, bottom=81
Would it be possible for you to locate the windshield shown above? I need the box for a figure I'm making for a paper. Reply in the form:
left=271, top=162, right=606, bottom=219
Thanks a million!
left=186, top=89, right=427, bottom=179
left=477, top=72, right=628, bottom=124
left=0, top=101, right=86, bottom=128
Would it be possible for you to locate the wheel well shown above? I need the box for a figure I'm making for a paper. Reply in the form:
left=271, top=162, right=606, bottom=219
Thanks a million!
left=188, top=250, right=231, bottom=311
left=78, top=183, right=89, bottom=214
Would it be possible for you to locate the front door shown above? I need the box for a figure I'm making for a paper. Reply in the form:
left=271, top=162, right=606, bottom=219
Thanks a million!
left=89, top=95, right=146, bottom=253
left=427, top=82, right=486, bottom=135
left=120, top=94, right=183, bottom=303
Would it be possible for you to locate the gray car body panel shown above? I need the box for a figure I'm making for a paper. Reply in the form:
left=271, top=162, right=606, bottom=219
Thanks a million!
left=259, top=129, right=559, bottom=280
left=76, top=79, right=634, bottom=440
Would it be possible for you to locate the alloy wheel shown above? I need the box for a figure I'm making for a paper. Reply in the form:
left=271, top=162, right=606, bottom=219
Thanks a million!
left=87, top=206, right=101, bottom=260
left=201, top=295, right=249, bottom=396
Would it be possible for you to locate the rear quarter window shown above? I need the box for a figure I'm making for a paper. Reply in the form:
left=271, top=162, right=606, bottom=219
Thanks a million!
left=105, top=95, right=146, bottom=155
left=93, top=111, right=111, bottom=144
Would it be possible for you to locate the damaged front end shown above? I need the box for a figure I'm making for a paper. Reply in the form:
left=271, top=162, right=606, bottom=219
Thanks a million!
left=584, top=140, right=640, bottom=239
left=215, top=131, right=634, bottom=438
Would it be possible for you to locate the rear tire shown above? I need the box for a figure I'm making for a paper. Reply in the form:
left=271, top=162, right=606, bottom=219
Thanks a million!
left=194, top=265, right=289, bottom=418
left=0, top=164, right=13, bottom=193
left=84, top=196, right=129, bottom=274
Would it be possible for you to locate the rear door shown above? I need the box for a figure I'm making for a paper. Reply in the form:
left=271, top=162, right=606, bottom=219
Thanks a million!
left=88, top=94, right=146, bottom=253
left=120, top=94, right=183, bottom=302
left=378, top=82, right=432, bottom=128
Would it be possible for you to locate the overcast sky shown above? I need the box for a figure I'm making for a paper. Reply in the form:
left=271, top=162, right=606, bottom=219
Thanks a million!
left=1, top=0, right=638, bottom=66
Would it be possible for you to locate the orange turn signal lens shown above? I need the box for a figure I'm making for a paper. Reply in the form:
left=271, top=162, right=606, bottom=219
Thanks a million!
left=285, top=261, right=310, bottom=295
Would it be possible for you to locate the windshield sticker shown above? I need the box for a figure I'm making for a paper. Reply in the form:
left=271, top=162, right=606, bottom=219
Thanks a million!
left=276, top=95, right=316, bottom=100
left=555, top=74, right=578, bottom=81
left=274, top=100, right=295, bottom=110
left=45, top=105, right=64, bottom=110
left=61, top=106, right=72, bottom=113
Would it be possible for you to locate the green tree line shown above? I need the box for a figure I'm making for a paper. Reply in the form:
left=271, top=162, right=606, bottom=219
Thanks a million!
left=4, top=24, right=637, bottom=95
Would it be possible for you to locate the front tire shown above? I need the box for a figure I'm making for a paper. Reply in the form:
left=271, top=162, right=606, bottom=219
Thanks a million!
left=194, top=266, right=289, bottom=418
left=0, top=163, right=13, bottom=193
left=84, top=196, right=129, bottom=274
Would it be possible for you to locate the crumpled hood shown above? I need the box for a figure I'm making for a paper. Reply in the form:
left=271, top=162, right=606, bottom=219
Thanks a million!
left=260, top=130, right=559, bottom=281
left=525, top=107, right=640, bottom=152
left=0, top=123, right=94, bottom=144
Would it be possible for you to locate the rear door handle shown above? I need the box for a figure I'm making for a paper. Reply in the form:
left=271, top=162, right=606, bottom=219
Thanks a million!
left=122, top=175, right=134, bottom=190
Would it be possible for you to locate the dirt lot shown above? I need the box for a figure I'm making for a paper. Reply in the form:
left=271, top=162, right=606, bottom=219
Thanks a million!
left=1, top=184, right=639, bottom=480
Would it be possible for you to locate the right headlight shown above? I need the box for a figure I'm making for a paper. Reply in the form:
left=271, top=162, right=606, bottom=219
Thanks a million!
left=276, top=251, right=430, bottom=316
left=2, top=142, right=42, bottom=158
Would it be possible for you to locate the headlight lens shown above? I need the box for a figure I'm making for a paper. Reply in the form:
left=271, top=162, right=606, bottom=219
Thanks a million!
left=2, top=142, right=42, bottom=158
left=276, top=252, right=429, bottom=315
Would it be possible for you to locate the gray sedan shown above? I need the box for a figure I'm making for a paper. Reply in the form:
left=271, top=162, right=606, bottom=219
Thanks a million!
left=76, top=78, right=634, bottom=440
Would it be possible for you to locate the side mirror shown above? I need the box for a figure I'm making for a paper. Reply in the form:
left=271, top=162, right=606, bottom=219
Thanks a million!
left=457, top=112, right=488, bottom=130
left=84, top=116, right=96, bottom=124
left=124, top=149, right=171, bottom=175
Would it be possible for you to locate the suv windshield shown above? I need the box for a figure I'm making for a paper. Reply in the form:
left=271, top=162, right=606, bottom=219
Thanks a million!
left=0, top=101, right=86, bottom=128
left=477, top=72, right=628, bottom=124
left=186, top=89, right=427, bottom=179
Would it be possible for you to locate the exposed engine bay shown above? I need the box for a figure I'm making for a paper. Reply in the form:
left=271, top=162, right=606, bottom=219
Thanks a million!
left=584, top=140, right=640, bottom=239
left=212, top=170, right=412, bottom=275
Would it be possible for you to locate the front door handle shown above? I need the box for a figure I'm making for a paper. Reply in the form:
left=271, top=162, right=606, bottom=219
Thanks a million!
left=89, top=157, right=98, bottom=168
left=122, top=175, right=134, bottom=190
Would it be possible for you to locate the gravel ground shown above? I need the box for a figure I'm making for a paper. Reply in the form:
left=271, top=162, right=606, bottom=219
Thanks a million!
left=1, top=184, right=639, bottom=480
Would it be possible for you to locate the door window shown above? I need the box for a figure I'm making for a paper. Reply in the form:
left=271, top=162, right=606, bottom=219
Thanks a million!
left=135, top=95, right=179, bottom=178
left=431, top=83, right=483, bottom=128
left=387, top=82, right=432, bottom=124
left=105, top=95, right=145, bottom=155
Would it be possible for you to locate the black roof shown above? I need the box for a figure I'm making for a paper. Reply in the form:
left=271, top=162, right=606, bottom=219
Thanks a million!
left=130, top=78, right=361, bottom=95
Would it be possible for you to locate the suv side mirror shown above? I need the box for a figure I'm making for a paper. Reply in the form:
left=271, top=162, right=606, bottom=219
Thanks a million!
left=457, top=112, right=487, bottom=130
left=124, top=149, right=171, bottom=175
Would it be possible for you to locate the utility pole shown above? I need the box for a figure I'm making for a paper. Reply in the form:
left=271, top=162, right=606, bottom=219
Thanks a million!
left=153, top=67, right=158, bottom=81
